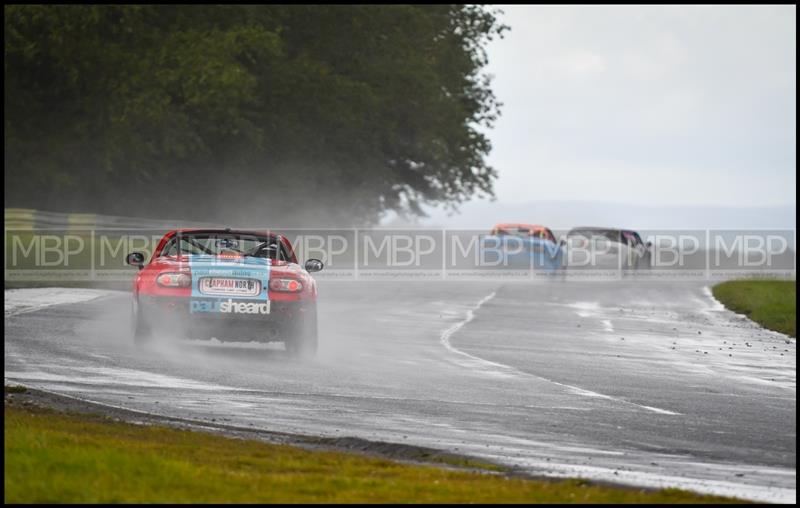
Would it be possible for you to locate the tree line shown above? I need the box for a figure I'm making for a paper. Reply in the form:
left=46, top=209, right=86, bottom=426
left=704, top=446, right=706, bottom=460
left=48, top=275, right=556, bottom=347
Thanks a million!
left=5, top=5, right=507, bottom=225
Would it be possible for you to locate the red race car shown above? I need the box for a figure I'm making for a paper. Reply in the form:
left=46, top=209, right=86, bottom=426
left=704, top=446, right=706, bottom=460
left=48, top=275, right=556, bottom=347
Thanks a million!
left=126, top=229, right=323, bottom=358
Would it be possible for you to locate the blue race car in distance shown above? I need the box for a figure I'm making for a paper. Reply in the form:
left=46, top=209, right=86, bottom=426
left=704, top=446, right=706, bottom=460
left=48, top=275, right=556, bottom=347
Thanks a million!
left=480, top=223, right=564, bottom=272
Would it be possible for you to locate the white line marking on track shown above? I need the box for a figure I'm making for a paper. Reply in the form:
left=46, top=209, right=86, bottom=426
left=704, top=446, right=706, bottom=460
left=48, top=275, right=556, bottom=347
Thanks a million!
left=4, top=288, right=118, bottom=317
left=440, top=291, right=681, bottom=416
left=568, top=301, right=601, bottom=318
left=5, top=368, right=246, bottom=392
left=701, top=286, right=726, bottom=312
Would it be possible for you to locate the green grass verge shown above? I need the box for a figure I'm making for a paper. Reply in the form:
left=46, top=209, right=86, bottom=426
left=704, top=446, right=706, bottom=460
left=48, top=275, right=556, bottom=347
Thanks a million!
left=712, top=280, right=796, bottom=338
left=3, top=406, right=743, bottom=504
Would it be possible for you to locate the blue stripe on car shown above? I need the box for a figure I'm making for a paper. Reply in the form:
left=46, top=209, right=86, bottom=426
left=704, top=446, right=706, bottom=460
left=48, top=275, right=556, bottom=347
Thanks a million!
left=187, top=255, right=271, bottom=313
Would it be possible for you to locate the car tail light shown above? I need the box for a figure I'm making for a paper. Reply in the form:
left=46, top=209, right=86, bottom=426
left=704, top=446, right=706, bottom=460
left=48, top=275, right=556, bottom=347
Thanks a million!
left=269, top=278, right=303, bottom=292
left=157, top=272, right=192, bottom=288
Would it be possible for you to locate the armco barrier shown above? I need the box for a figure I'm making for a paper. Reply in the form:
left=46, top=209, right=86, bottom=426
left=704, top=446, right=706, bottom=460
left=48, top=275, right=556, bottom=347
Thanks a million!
left=4, top=209, right=222, bottom=287
left=5, top=208, right=221, bottom=230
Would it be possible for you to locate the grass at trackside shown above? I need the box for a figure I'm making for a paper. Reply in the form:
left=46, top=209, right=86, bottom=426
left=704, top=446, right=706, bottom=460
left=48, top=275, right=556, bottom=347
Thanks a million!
left=712, top=280, right=796, bottom=338
left=3, top=406, right=744, bottom=504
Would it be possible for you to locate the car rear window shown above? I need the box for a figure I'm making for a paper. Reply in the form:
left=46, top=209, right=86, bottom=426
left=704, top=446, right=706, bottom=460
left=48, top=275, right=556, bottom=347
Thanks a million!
left=567, top=229, right=622, bottom=244
left=160, top=233, right=290, bottom=260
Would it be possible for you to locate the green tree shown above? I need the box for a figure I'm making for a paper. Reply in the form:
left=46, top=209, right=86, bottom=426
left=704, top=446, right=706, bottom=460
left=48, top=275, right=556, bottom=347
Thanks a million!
left=5, top=5, right=507, bottom=225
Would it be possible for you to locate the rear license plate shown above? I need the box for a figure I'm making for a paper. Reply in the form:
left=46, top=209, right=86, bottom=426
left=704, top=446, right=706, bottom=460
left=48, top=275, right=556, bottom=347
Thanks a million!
left=199, top=277, right=261, bottom=297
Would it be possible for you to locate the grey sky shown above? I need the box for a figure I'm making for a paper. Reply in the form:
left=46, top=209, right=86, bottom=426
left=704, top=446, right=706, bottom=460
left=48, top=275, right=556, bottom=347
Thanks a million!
left=481, top=5, right=796, bottom=208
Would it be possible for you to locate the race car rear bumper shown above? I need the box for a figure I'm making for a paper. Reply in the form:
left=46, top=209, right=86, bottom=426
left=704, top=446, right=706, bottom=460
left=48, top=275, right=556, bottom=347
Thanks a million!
left=138, top=294, right=313, bottom=342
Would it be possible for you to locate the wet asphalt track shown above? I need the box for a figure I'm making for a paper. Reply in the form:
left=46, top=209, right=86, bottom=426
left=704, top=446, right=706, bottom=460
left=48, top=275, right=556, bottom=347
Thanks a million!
left=4, top=280, right=796, bottom=502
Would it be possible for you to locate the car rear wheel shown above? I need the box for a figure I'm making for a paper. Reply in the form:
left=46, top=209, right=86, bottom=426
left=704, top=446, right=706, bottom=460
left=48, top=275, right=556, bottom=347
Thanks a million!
left=131, top=297, right=152, bottom=346
left=285, top=304, right=318, bottom=359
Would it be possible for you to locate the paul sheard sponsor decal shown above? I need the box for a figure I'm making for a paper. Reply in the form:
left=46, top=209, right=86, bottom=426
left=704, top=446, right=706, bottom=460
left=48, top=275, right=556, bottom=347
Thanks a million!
left=191, top=298, right=271, bottom=315
left=188, top=255, right=271, bottom=314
